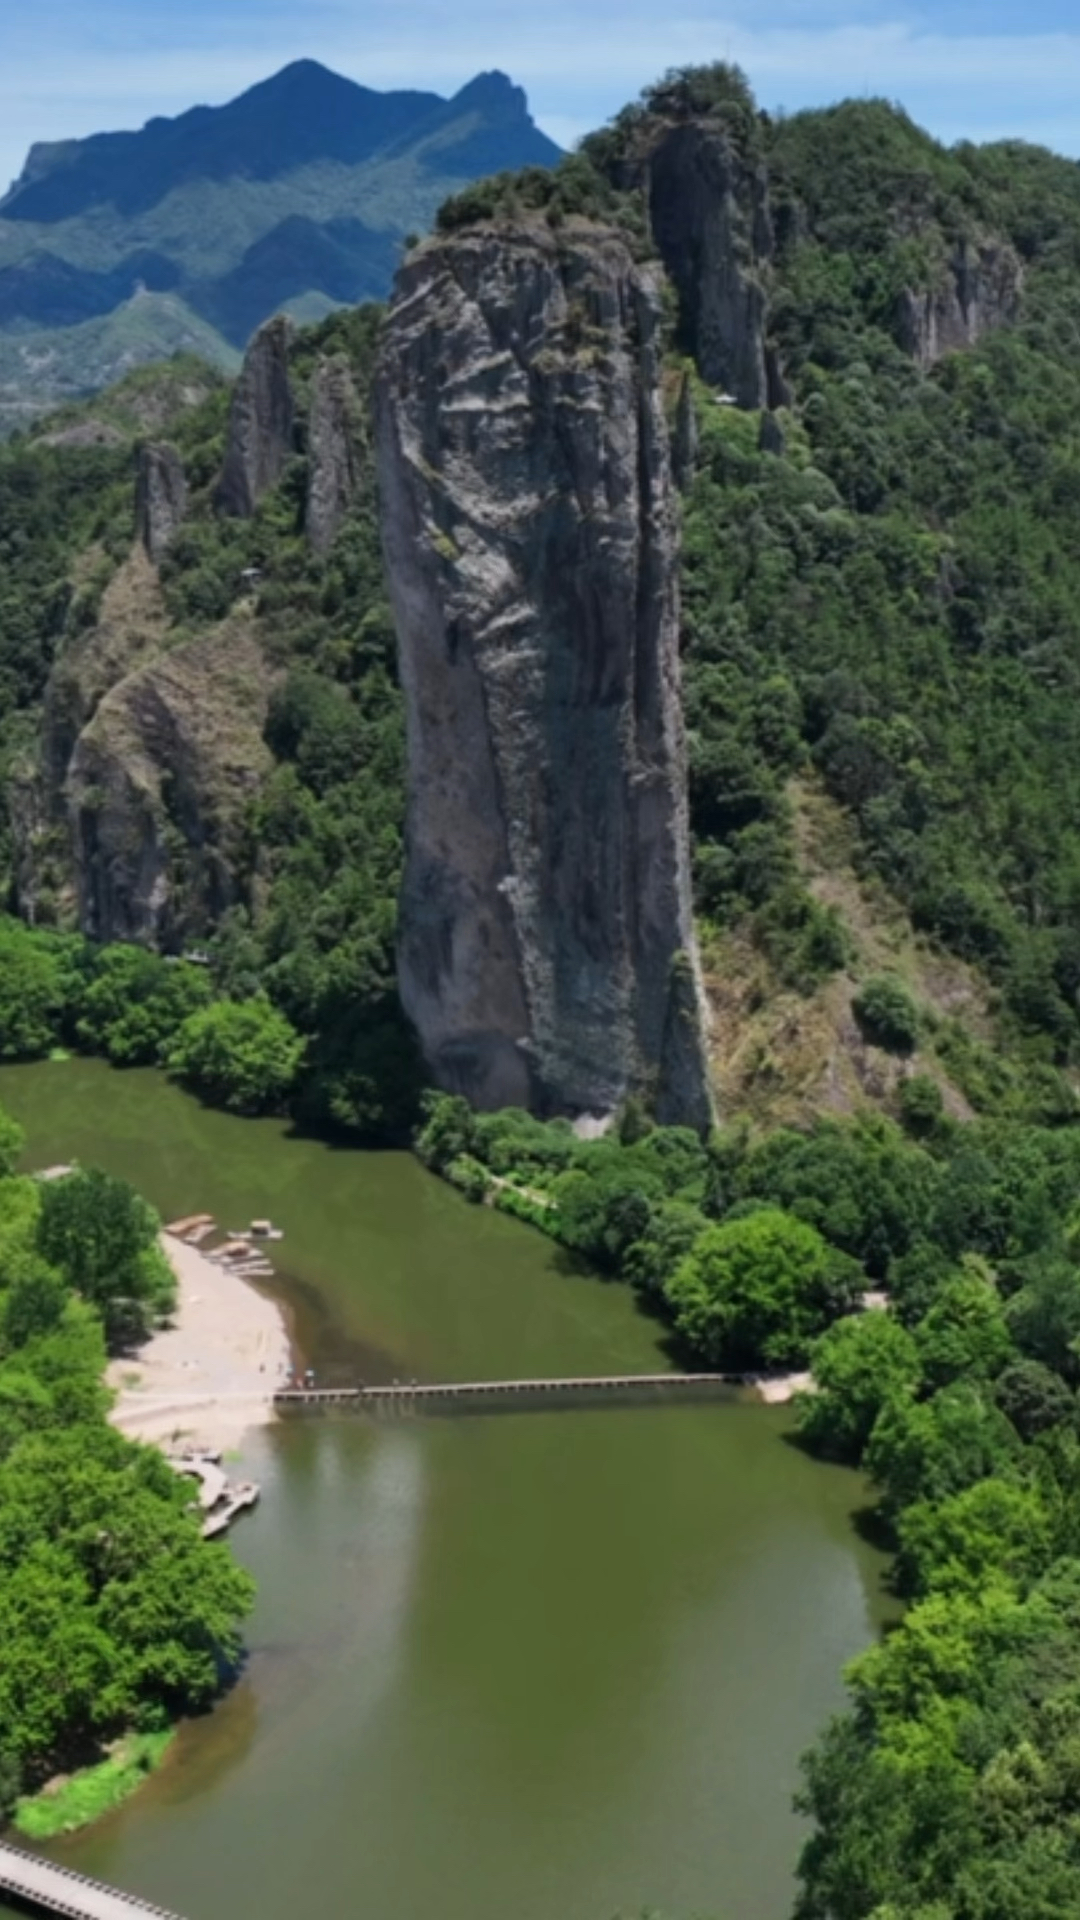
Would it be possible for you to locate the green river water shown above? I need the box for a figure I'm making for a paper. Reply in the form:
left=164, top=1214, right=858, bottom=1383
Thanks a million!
left=0, top=1058, right=890, bottom=1920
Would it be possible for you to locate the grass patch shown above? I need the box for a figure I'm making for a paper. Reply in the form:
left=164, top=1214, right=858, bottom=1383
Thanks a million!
left=14, top=1729, right=175, bottom=1839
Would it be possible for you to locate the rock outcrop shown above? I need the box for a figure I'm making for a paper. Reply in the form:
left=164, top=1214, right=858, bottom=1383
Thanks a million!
left=216, top=315, right=295, bottom=517
left=67, top=617, right=272, bottom=945
left=136, top=441, right=188, bottom=562
left=377, top=221, right=712, bottom=1127
left=11, top=550, right=169, bottom=924
left=898, top=240, right=1023, bottom=368
left=646, top=122, right=774, bottom=408
left=305, top=353, right=363, bottom=554
left=671, top=370, right=699, bottom=492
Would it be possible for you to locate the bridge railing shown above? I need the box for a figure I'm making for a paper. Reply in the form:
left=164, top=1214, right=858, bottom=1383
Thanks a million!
left=272, top=1372, right=751, bottom=1413
left=0, top=1837, right=184, bottom=1919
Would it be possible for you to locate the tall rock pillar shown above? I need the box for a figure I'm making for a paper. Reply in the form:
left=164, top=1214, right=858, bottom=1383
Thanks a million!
left=376, top=220, right=712, bottom=1126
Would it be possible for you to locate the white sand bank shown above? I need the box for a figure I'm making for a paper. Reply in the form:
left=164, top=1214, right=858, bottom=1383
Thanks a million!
left=107, top=1233, right=291, bottom=1453
left=753, top=1371, right=814, bottom=1405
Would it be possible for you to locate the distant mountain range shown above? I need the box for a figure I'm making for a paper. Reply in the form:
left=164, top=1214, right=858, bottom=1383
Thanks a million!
left=0, top=60, right=561, bottom=428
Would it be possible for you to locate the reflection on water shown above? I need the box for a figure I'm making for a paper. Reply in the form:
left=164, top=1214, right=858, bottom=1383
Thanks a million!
left=0, top=1061, right=890, bottom=1920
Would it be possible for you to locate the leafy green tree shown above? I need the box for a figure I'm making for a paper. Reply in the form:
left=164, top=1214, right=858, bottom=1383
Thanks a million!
left=168, top=995, right=304, bottom=1115
left=472, top=1107, right=577, bottom=1182
left=994, top=1358, right=1076, bottom=1441
left=853, top=976, right=921, bottom=1054
left=664, top=1206, right=860, bottom=1368
left=898, top=1075, right=945, bottom=1139
left=0, top=924, right=69, bottom=1060
left=897, top=1478, right=1052, bottom=1599
left=77, top=947, right=212, bottom=1066
left=623, top=1200, right=709, bottom=1301
left=732, top=1119, right=939, bottom=1277
left=0, top=1111, right=23, bottom=1182
left=1, top=1261, right=68, bottom=1351
left=555, top=1164, right=662, bottom=1271
left=912, top=1260, right=1012, bottom=1392
left=36, top=1170, right=173, bottom=1349
left=798, top=1311, right=922, bottom=1462
left=865, top=1382, right=1020, bottom=1521
left=1006, top=1256, right=1080, bottom=1383
left=415, top=1092, right=477, bottom=1172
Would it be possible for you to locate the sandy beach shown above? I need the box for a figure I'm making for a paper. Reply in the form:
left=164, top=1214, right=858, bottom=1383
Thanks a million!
left=754, top=1370, right=813, bottom=1405
left=107, top=1233, right=291, bottom=1453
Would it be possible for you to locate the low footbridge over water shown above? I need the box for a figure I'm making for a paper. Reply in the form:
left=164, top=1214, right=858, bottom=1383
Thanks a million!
left=274, top=1372, right=759, bottom=1415
left=0, top=1839, right=183, bottom=1920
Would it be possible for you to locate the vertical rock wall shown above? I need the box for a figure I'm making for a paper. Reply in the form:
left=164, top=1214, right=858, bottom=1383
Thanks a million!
left=646, top=122, right=774, bottom=408
left=305, top=353, right=364, bottom=554
left=136, top=442, right=188, bottom=562
left=216, top=314, right=295, bottom=517
left=376, top=221, right=712, bottom=1126
left=897, top=239, right=1023, bottom=368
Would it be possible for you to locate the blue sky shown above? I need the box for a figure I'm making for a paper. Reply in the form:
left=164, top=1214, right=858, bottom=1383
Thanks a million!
left=4, top=0, right=1080, bottom=198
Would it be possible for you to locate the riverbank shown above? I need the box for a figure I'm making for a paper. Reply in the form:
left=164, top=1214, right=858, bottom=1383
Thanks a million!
left=107, top=1232, right=291, bottom=1453
left=14, top=1732, right=176, bottom=1842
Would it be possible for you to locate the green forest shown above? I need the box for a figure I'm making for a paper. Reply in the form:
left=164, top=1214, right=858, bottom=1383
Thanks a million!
left=6, top=52, right=1080, bottom=1918
left=0, top=1114, right=253, bottom=1829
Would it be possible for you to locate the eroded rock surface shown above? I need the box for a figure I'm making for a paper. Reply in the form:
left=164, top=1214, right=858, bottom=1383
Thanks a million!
left=306, top=353, right=364, bottom=554
left=646, top=122, right=774, bottom=407
left=377, top=221, right=712, bottom=1126
left=898, top=240, right=1023, bottom=367
left=671, top=370, right=699, bottom=492
left=67, top=617, right=272, bottom=946
left=136, top=441, right=188, bottom=562
left=216, top=315, right=295, bottom=517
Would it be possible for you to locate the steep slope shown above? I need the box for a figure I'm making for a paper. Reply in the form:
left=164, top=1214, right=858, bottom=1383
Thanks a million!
left=0, top=62, right=561, bottom=424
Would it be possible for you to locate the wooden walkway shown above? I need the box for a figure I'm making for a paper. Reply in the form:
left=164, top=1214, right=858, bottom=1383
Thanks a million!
left=0, top=1838, right=183, bottom=1920
left=274, top=1371, right=751, bottom=1413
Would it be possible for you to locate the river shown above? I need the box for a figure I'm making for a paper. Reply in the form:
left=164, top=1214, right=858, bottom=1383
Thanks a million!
left=0, top=1058, right=890, bottom=1920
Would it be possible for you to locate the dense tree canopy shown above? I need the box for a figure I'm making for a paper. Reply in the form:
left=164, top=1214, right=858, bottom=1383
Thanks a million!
left=665, top=1208, right=857, bottom=1369
left=166, top=994, right=304, bottom=1115
left=0, top=1122, right=253, bottom=1820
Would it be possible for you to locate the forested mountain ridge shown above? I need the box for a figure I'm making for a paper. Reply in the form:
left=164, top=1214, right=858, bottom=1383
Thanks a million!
left=0, top=61, right=561, bottom=430
left=5, top=67, right=1080, bottom=1141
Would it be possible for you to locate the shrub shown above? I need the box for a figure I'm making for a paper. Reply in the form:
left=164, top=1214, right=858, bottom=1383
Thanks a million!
left=854, top=975, right=921, bottom=1053
left=898, top=1073, right=945, bottom=1137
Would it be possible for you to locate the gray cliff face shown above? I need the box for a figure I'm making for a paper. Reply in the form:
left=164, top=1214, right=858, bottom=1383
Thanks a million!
left=376, top=221, right=712, bottom=1127
left=646, top=122, right=773, bottom=407
left=671, top=370, right=699, bottom=492
left=216, top=315, right=295, bottom=517
left=136, top=441, right=188, bottom=562
left=306, top=353, right=364, bottom=555
left=13, top=549, right=168, bottom=927
left=13, top=539, right=272, bottom=945
left=898, top=240, right=1023, bottom=368
left=68, top=619, right=272, bottom=946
